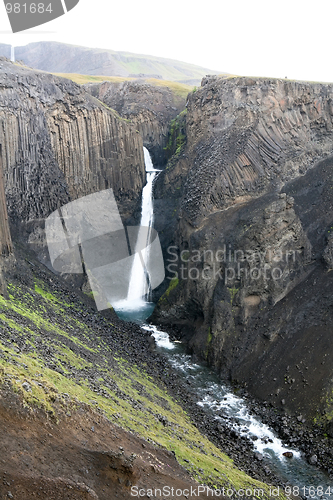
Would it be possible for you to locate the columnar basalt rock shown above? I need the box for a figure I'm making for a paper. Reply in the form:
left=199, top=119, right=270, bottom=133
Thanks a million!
left=157, top=76, right=333, bottom=227
left=0, top=146, right=12, bottom=257
left=0, top=58, right=145, bottom=228
left=47, top=105, right=145, bottom=213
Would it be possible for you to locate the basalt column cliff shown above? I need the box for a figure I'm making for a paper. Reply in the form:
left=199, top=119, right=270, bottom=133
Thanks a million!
left=0, top=146, right=12, bottom=257
left=85, top=80, right=186, bottom=166
left=0, top=63, right=282, bottom=498
left=0, top=58, right=145, bottom=258
left=153, top=76, right=333, bottom=426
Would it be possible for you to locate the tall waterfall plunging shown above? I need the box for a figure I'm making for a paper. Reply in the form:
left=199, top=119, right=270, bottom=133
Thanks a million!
left=113, top=147, right=160, bottom=322
left=127, top=148, right=158, bottom=303
left=111, top=149, right=332, bottom=492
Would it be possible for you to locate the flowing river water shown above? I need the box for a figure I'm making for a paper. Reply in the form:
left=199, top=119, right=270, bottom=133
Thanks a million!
left=114, top=148, right=333, bottom=498
left=142, top=324, right=333, bottom=498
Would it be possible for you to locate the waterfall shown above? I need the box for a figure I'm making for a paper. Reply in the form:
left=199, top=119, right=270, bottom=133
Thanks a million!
left=10, top=46, right=15, bottom=63
left=126, top=148, right=158, bottom=304
left=113, top=147, right=160, bottom=321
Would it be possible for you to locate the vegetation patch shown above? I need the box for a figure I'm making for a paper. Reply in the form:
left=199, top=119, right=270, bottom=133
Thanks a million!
left=164, top=109, right=187, bottom=159
left=227, top=286, right=239, bottom=305
left=54, top=73, right=134, bottom=85
left=158, top=277, right=179, bottom=304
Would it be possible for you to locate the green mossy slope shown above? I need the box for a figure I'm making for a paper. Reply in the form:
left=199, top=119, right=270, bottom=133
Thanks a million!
left=0, top=266, right=280, bottom=496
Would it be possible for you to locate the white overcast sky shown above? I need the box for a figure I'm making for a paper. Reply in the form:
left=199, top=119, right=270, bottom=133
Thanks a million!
left=0, top=0, right=332, bottom=82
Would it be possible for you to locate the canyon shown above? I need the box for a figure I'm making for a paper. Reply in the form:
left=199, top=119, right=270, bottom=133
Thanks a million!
left=0, top=57, right=279, bottom=498
left=1, top=53, right=333, bottom=496
left=84, top=79, right=186, bottom=166
left=0, top=57, right=145, bottom=270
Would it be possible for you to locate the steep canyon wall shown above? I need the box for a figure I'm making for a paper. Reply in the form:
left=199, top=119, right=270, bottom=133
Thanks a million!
left=0, top=145, right=12, bottom=258
left=153, top=76, right=333, bottom=424
left=3, top=58, right=333, bottom=426
left=157, top=76, right=333, bottom=226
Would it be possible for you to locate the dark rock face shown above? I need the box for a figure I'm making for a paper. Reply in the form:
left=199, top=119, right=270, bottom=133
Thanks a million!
left=0, top=58, right=145, bottom=245
left=85, top=80, right=186, bottom=166
left=157, top=76, right=333, bottom=227
left=153, top=76, right=333, bottom=423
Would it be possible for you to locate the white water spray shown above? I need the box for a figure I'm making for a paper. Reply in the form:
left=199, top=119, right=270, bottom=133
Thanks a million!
left=10, top=46, right=15, bottom=62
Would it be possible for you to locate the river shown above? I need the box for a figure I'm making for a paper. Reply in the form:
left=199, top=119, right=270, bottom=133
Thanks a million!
left=142, top=324, right=333, bottom=498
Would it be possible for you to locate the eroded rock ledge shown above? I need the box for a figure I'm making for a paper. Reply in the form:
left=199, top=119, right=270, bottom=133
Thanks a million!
left=156, top=76, right=333, bottom=226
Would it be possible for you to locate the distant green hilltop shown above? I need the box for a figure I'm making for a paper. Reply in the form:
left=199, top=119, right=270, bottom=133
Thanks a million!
left=0, top=41, right=225, bottom=85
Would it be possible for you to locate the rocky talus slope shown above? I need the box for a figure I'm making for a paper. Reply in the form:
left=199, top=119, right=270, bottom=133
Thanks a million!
left=153, top=76, right=333, bottom=437
left=0, top=58, right=145, bottom=241
left=85, top=80, right=187, bottom=166
left=0, top=244, right=279, bottom=499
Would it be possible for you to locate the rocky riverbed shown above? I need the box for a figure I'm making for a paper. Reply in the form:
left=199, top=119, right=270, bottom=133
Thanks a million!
left=152, top=76, right=333, bottom=433
left=1, top=236, right=330, bottom=497
left=155, top=324, right=333, bottom=488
